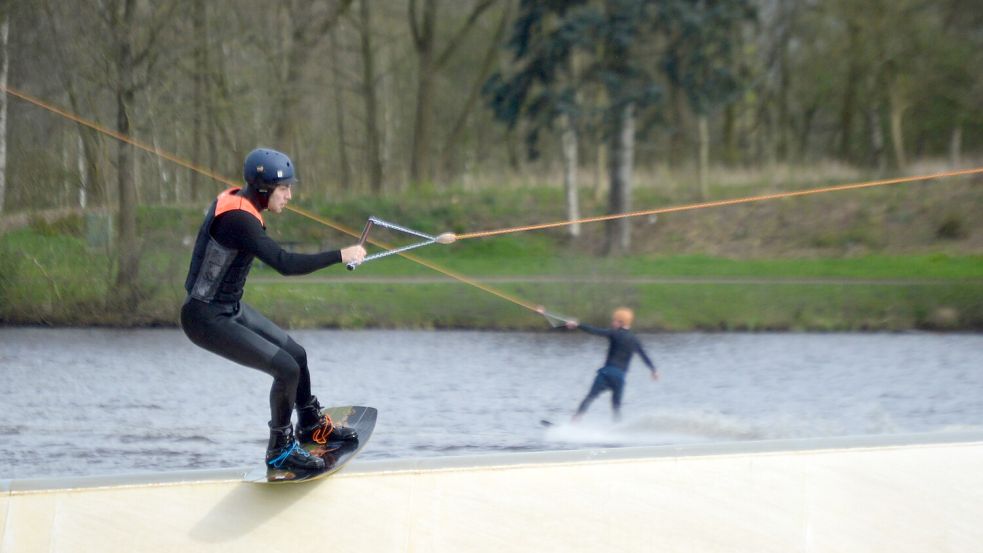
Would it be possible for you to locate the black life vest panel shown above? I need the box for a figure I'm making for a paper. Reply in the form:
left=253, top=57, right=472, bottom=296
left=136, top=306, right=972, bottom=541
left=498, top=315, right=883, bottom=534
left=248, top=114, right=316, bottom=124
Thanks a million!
left=184, top=188, right=265, bottom=304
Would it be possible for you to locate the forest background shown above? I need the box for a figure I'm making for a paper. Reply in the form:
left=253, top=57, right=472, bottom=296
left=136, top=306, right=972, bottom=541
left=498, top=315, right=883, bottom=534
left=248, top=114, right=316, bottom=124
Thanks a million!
left=0, top=0, right=981, bottom=330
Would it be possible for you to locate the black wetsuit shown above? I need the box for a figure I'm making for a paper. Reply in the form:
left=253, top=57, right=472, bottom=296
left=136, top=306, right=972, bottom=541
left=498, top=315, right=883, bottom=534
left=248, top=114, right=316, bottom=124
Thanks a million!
left=575, top=325, right=655, bottom=418
left=180, top=189, right=341, bottom=429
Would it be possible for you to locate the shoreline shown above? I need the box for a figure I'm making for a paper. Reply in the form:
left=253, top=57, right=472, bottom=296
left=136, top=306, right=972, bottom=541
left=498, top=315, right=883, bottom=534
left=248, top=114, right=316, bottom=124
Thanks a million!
left=2, top=321, right=980, bottom=333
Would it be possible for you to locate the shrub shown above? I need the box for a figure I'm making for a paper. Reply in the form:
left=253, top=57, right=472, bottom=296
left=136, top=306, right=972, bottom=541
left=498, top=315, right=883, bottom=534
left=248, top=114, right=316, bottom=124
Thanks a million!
left=28, top=213, right=84, bottom=237
left=936, top=215, right=967, bottom=240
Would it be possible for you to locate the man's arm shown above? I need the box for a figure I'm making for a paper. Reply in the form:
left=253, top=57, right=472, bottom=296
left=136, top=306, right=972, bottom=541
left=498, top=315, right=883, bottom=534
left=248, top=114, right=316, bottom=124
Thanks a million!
left=576, top=323, right=614, bottom=337
left=212, top=211, right=341, bottom=275
left=635, top=338, right=656, bottom=371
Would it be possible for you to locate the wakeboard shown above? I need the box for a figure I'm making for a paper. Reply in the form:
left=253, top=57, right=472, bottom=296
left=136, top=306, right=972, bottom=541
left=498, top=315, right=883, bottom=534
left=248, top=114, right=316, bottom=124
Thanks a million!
left=245, top=405, right=377, bottom=484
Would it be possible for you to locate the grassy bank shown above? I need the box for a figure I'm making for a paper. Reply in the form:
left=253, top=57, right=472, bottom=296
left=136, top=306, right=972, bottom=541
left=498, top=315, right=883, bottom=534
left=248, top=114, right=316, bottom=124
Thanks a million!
left=242, top=280, right=982, bottom=331
left=1, top=180, right=981, bottom=330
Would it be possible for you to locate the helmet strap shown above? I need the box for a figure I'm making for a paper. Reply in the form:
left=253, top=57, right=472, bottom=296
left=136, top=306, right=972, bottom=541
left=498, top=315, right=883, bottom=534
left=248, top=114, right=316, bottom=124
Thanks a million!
left=240, top=183, right=270, bottom=211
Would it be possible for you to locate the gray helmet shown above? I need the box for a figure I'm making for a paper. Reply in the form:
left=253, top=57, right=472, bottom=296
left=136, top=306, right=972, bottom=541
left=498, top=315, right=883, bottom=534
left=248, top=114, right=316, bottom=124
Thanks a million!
left=242, top=148, right=297, bottom=194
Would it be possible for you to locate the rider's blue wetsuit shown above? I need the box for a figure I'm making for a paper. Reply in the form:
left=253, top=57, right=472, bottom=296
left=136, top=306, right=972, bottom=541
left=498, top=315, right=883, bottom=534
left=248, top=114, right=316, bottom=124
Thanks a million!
left=574, top=324, right=656, bottom=419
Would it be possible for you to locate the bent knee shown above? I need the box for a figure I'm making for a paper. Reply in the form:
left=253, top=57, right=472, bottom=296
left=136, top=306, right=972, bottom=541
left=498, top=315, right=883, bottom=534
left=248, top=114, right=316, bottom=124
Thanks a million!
left=284, top=337, right=307, bottom=366
left=269, top=350, right=301, bottom=385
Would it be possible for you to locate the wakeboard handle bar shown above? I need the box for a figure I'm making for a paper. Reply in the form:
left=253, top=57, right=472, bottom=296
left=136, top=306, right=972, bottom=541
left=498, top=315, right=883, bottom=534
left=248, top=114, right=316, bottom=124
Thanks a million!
left=366, top=216, right=435, bottom=242
left=346, top=218, right=375, bottom=271
left=356, top=238, right=436, bottom=264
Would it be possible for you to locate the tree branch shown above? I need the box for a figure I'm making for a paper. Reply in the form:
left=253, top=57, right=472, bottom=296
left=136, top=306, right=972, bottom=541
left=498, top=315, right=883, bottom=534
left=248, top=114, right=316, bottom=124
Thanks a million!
left=409, top=0, right=423, bottom=50
left=441, top=0, right=512, bottom=159
left=435, top=0, right=498, bottom=69
left=295, top=0, right=355, bottom=49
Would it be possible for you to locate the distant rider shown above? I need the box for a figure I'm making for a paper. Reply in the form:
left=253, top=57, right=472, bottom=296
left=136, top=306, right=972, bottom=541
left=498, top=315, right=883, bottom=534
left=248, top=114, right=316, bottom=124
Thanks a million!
left=564, top=307, right=658, bottom=421
left=181, top=148, right=366, bottom=474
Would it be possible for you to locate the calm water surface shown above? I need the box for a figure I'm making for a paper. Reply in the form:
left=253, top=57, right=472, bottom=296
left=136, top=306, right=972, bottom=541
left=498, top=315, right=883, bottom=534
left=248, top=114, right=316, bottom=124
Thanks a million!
left=2, top=328, right=982, bottom=479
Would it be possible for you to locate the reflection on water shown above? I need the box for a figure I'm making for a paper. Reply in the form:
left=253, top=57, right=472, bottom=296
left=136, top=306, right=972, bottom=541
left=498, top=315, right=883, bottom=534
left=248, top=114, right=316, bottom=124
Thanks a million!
left=2, top=328, right=982, bottom=479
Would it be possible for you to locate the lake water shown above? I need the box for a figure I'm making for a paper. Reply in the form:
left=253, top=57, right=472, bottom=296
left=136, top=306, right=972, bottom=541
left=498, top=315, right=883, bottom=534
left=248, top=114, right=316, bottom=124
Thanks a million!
left=2, top=328, right=982, bottom=480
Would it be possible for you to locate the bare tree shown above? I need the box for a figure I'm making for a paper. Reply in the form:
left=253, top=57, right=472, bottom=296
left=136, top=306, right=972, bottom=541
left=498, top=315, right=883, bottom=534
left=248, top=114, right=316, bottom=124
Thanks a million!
left=7, top=0, right=983, bottom=224
left=272, top=0, right=354, bottom=148
left=111, top=0, right=142, bottom=291
left=0, top=12, right=8, bottom=215
left=438, top=0, right=512, bottom=181
left=40, top=1, right=105, bottom=208
left=74, top=0, right=180, bottom=294
left=358, top=0, right=383, bottom=192
left=408, top=0, right=497, bottom=185
left=329, top=26, right=353, bottom=190
left=560, top=113, right=580, bottom=237
left=606, top=103, right=635, bottom=254
left=408, top=0, right=437, bottom=185
left=189, top=0, right=209, bottom=201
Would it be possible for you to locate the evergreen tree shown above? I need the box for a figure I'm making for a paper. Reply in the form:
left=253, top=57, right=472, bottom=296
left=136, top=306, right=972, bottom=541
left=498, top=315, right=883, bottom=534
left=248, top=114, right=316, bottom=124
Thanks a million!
left=485, top=0, right=661, bottom=253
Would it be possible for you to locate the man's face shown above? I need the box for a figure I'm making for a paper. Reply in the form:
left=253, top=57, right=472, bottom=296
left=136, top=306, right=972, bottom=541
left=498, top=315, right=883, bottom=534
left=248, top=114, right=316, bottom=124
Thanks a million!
left=268, top=185, right=292, bottom=213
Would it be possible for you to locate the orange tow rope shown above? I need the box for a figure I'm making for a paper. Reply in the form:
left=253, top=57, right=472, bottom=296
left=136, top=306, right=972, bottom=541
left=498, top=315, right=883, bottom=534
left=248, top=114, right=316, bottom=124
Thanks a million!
left=456, top=167, right=983, bottom=240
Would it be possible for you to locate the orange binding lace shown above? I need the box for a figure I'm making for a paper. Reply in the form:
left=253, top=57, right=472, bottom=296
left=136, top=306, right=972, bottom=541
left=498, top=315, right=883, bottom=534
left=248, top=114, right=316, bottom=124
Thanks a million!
left=311, top=414, right=335, bottom=445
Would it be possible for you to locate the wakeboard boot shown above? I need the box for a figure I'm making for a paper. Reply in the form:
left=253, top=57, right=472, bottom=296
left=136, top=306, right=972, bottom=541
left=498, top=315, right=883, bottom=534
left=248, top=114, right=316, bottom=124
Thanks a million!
left=266, top=423, right=325, bottom=472
left=296, top=396, right=358, bottom=444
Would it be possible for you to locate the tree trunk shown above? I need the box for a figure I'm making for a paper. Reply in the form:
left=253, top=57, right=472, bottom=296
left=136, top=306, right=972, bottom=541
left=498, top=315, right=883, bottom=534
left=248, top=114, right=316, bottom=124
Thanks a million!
left=380, top=42, right=394, bottom=186
left=272, top=1, right=299, bottom=148
left=505, top=127, right=521, bottom=172
left=763, top=105, right=778, bottom=167
left=409, top=0, right=436, bottom=185
left=949, top=124, right=962, bottom=168
left=190, top=0, right=206, bottom=201
left=887, top=86, right=907, bottom=170
left=61, top=134, right=71, bottom=207
left=867, top=106, right=885, bottom=174
left=114, top=1, right=140, bottom=292
left=776, top=36, right=790, bottom=163
left=837, top=27, right=862, bottom=161
left=358, top=0, right=382, bottom=193
left=115, top=87, right=139, bottom=289
left=70, top=90, right=101, bottom=208
left=560, top=113, right=580, bottom=238
left=76, top=134, right=88, bottom=208
left=274, top=34, right=306, bottom=147
left=592, top=73, right=609, bottom=201
left=697, top=113, right=709, bottom=200
left=206, top=23, right=226, bottom=196
left=0, top=15, right=8, bottom=215
left=329, top=27, right=352, bottom=191
left=667, top=82, right=686, bottom=171
left=797, top=105, right=817, bottom=162
left=722, top=103, right=737, bottom=166
left=594, top=142, right=607, bottom=203
left=147, top=96, right=169, bottom=204
left=605, top=103, right=635, bottom=255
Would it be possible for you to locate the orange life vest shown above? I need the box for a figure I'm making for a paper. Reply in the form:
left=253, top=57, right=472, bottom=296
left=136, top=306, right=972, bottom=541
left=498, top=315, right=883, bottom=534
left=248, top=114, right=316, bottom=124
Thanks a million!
left=215, top=187, right=265, bottom=227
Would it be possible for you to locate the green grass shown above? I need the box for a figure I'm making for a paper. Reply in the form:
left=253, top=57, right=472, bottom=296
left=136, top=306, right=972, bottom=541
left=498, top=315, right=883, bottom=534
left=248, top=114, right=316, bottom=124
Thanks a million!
left=613, top=254, right=983, bottom=280
left=241, top=280, right=983, bottom=331
left=2, top=181, right=982, bottom=330
left=3, top=222, right=980, bottom=330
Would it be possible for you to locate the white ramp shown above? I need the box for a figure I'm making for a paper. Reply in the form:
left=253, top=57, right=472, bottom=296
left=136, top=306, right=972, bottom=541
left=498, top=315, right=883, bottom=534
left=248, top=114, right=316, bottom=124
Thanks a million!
left=2, top=433, right=982, bottom=552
